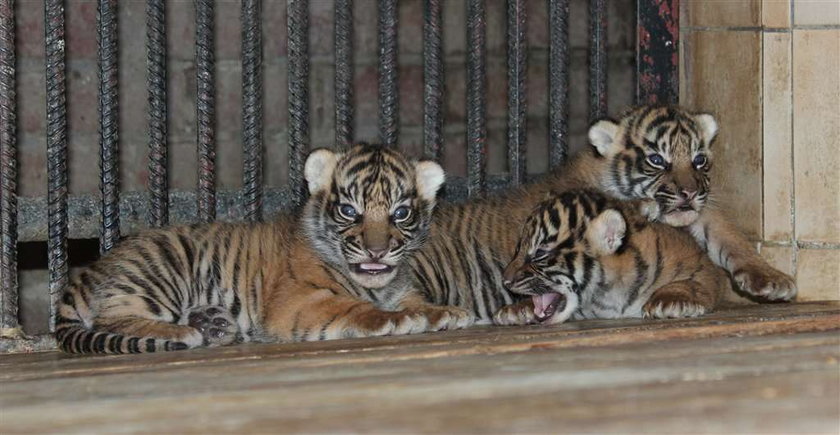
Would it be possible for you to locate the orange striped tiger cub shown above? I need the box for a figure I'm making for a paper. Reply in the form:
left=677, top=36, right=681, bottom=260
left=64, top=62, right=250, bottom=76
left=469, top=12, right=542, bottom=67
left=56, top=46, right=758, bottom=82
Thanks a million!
left=494, top=190, right=728, bottom=325
left=410, top=105, right=795, bottom=324
left=56, top=144, right=472, bottom=354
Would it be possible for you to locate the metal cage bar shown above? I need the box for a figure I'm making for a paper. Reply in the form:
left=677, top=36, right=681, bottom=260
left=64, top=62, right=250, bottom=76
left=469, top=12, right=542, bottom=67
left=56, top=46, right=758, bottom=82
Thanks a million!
left=588, top=0, right=607, bottom=123
left=196, top=0, right=216, bottom=222
left=636, top=0, right=679, bottom=104
left=0, top=0, right=18, bottom=332
left=335, top=0, right=354, bottom=148
left=242, top=0, right=263, bottom=222
left=287, top=0, right=310, bottom=205
left=422, top=0, right=443, bottom=162
left=548, top=0, right=570, bottom=168
left=147, top=0, right=168, bottom=227
left=377, top=0, right=398, bottom=147
left=97, top=0, right=119, bottom=254
left=45, top=0, right=68, bottom=332
left=506, top=0, right=527, bottom=187
left=466, top=0, right=487, bottom=197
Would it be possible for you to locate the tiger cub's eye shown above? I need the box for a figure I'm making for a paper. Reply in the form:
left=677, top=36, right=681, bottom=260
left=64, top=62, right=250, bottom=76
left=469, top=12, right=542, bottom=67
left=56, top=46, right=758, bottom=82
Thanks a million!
left=392, top=206, right=411, bottom=222
left=692, top=154, right=708, bottom=169
left=337, top=204, right=358, bottom=219
left=532, top=248, right=550, bottom=260
left=646, top=153, right=666, bottom=167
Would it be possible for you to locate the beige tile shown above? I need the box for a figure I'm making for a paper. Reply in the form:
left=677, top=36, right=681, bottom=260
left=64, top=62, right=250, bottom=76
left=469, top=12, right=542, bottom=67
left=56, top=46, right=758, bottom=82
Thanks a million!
left=762, top=33, right=793, bottom=241
left=760, top=245, right=795, bottom=276
left=763, top=0, right=791, bottom=27
left=796, top=249, right=840, bottom=301
left=794, top=0, right=840, bottom=25
left=793, top=30, right=840, bottom=243
left=686, top=0, right=761, bottom=27
left=682, top=31, right=763, bottom=240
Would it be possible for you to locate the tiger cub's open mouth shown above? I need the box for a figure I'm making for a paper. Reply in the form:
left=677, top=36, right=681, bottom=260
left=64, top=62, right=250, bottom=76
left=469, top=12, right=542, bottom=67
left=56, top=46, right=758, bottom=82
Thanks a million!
left=532, top=292, right=567, bottom=322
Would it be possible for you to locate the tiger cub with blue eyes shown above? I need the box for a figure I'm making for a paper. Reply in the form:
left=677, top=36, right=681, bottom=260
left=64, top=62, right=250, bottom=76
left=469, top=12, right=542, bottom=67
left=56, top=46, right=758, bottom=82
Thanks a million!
left=494, top=189, right=728, bottom=325
left=56, top=144, right=473, bottom=354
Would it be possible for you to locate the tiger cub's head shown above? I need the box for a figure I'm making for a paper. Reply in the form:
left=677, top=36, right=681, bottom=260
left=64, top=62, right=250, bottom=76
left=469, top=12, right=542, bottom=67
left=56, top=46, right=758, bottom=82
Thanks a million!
left=303, top=143, right=445, bottom=289
left=588, top=105, right=718, bottom=227
left=503, top=190, right=626, bottom=323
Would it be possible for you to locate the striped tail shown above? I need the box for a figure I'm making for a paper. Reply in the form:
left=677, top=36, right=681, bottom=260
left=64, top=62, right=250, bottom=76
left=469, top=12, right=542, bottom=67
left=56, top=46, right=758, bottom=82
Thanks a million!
left=55, top=319, right=188, bottom=355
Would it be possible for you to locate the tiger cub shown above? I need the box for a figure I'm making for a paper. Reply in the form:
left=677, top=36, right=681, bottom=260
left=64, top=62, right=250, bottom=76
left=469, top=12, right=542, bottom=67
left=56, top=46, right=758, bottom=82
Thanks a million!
left=410, top=105, right=794, bottom=324
left=56, top=144, right=473, bottom=354
left=494, top=190, right=728, bottom=325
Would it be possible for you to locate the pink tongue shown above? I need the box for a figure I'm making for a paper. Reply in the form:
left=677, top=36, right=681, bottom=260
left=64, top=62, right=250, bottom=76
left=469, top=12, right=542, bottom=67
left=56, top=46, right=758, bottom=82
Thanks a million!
left=359, top=263, right=389, bottom=271
left=532, top=293, right=561, bottom=319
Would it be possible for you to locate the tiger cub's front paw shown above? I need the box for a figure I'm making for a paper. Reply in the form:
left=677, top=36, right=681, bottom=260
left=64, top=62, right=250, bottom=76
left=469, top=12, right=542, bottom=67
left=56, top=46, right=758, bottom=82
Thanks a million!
left=493, top=300, right=537, bottom=326
left=733, top=263, right=797, bottom=301
left=420, top=305, right=475, bottom=331
left=188, top=305, right=240, bottom=347
left=643, top=283, right=709, bottom=319
left=639, top=199, right=662, bottom=222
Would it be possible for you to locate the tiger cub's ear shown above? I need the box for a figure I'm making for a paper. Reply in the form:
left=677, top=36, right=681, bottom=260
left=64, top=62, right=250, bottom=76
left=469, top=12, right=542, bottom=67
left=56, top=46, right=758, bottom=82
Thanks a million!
left=305, top=148, right=341, bottom=194
left=585, top=208, right=626, bottom=257
left=588, top=120, right=620, bottom=156
left=414, top=160, right=445, bottom=202
left=694, top=113, right=718, bottom=146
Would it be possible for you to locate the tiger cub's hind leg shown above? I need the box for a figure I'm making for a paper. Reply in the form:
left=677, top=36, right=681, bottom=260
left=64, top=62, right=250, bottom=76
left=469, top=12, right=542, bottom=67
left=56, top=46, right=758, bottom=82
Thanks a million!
left=95, top=316, right=204, bottom=349
left=643, top=279, right=718, bottom=319
left=186, top=305, right=241, bottom=346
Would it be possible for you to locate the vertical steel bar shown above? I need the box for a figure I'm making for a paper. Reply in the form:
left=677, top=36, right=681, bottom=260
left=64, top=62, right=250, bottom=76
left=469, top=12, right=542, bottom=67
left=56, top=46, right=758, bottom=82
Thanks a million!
left=422, top=0, right=443, bottom=161
left=588, top=0, right=607, bottom=122
left=548, top=0, right=570, bottom=168
left=0, top=0, right=18, bottom=332
left=466, top=0, right=486, bottom=197
left=195, top=0, right=215, bottom=222
left=636, top=0, right=679, bottom=104
left=147, top=0, right=167, bottom=227
left=242, top=0, right=263, bottom=222
left=334, top=0, right=353, bottom=148
left=97, top=0, right=119, bottom=254
left=45, top=0, right=68, bottom=332
left=287, top=0, right=309, bottom=205
left=377, top=0, right=398, bottom=147
left=506, top=0, right=526, bottom=186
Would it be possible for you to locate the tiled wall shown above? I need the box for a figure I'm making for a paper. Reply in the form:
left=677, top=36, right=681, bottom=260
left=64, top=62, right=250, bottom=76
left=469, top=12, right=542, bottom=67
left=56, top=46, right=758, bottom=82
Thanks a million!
left=681, top=0, right=839, bottom=301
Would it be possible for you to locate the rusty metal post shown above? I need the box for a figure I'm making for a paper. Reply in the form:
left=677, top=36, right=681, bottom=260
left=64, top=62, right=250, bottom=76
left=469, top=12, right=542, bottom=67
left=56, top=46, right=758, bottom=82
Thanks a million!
left=422, top=0, right=443, bottom=161
left=97, top=0, right=119, bottom=254
left=242, top=0, right=263, bottom=222
left=287, top=0, right=309, bottom=205
left=0, top=0, right=18, bottom=333
left=45, top=0, right=68, bottom=331
left=335, top=0, right=353, bottom=148
left=548, top=0, right=570, bottom=168
left=147, top=0, right=167, bottom=227
left=378, top=0, right=398, bottom=147
left=588, top=0, right=607, bottom=122
left=195, top=0, right=215, bottom=222
left=506, top=0, right=527, bottom=186
left=636, top=0, right=679, bottom=104
left=466, top=0, right=486, bottom=197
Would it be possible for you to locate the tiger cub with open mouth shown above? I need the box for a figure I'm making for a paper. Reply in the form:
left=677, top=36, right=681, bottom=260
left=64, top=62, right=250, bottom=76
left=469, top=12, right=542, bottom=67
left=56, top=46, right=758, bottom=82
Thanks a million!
left=494, top=189, right=728, bottom=325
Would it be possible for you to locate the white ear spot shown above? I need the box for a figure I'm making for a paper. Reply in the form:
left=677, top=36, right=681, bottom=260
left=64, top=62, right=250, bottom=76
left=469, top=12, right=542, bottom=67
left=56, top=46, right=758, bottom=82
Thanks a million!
left=415, top=160, right=445, bottom=201
left=694, top=113, right=718, bottom=145
left=588, top=120, right=620, bottom=156
left=304, top=148, right=339, bottom=194
left=586, top=208, right=626, bottom=256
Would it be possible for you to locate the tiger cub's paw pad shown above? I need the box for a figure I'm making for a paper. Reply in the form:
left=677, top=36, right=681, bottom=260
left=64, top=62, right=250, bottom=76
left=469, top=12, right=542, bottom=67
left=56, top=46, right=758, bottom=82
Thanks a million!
left=643, top=299, right=707, bottom=319
left=187, top=306, right=240, bottom=346
left=734, top=265, right=797, bottom=301
left=493, top=300, right=537, bottom=326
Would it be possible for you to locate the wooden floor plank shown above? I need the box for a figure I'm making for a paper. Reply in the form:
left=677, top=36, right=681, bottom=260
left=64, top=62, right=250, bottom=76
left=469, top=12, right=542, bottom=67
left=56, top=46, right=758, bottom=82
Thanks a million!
left=1, top=302, right=838, bottom=433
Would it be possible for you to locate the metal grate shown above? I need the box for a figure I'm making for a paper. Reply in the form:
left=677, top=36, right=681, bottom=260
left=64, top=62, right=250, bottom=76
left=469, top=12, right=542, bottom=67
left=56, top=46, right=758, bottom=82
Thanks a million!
left=0, top=0, right=679, bottom=350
